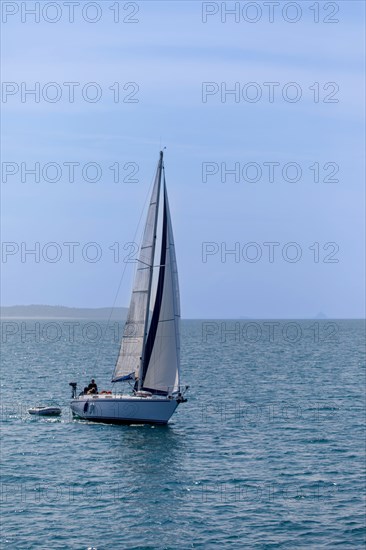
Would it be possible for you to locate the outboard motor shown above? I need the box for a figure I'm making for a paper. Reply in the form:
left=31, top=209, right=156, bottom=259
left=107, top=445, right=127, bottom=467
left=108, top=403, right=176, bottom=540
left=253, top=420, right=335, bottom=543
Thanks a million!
left=69, top=382, right=77, bottom=398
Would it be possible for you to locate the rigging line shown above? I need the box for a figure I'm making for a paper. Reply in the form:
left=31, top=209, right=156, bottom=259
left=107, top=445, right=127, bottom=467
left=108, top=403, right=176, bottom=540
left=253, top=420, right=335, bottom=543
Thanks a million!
left=92, top=161, right=159, bottom=373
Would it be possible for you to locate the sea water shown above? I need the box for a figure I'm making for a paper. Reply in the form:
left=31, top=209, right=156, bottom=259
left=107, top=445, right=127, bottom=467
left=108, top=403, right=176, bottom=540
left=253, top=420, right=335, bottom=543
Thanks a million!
left=1, top=319, right=365, bottom=549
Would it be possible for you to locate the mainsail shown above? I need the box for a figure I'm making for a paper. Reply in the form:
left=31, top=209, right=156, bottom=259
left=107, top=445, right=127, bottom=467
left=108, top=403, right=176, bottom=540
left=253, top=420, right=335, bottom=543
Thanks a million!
left=112, top=152, right=180, bottom=395
left=141, top=183, right=181, bottom=394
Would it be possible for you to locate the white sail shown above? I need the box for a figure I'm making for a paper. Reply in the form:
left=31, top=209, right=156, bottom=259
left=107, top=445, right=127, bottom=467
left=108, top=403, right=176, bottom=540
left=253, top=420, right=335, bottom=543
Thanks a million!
left=141, top=183, right=181, bottom=394
left=111, top=159, right=162, bottom=382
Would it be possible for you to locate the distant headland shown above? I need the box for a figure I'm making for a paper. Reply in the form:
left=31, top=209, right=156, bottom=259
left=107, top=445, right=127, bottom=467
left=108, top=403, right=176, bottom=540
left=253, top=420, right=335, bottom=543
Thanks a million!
left=0, top=305, right=128, bottom=320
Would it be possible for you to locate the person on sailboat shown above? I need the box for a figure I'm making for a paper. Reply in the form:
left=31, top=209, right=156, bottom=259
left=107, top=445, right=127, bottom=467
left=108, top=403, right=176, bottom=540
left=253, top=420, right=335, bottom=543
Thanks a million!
left=87, top=379, right=98, bottom=394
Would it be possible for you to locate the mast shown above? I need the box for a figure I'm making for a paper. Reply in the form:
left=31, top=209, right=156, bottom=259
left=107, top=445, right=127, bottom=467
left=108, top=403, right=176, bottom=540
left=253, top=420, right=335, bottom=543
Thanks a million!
left=137, top=151, right=164, bottom=390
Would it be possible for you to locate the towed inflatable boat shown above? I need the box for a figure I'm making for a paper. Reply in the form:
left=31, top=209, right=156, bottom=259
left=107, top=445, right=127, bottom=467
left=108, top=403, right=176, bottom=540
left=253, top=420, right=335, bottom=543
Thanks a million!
left=28, top=406, right=62, bottom=416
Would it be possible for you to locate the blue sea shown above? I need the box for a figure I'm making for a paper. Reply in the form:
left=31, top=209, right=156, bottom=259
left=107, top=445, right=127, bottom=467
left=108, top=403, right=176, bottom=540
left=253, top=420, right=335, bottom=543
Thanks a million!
left=1, top=319, right=365, bottom=549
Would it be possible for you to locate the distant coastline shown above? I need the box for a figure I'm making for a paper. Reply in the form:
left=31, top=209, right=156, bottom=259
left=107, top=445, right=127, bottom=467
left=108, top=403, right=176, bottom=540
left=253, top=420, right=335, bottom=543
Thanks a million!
left=0, top=305, right=128, bottom=320
left=1, top=306, right=363, bottom=320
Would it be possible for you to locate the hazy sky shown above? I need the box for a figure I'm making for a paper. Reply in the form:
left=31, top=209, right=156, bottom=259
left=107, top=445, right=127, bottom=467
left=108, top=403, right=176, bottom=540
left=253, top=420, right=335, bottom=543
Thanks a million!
left=1, top=1, right=365, bottom=318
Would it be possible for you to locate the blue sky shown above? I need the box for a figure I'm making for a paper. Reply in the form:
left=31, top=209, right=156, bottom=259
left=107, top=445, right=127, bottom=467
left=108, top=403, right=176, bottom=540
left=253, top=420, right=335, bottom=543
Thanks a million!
left=1, top=1, right=365, bottom=318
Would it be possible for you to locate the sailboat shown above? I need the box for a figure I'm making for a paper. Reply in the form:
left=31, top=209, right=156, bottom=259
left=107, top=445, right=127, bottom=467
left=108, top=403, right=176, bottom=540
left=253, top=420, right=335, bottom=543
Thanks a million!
left=69, top=151, right=188, bottom=424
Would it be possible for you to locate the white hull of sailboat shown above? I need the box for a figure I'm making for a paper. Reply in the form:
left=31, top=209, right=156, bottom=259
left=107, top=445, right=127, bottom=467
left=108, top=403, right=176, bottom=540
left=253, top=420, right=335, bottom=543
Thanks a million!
left=70, top=395, right=179, bottom=425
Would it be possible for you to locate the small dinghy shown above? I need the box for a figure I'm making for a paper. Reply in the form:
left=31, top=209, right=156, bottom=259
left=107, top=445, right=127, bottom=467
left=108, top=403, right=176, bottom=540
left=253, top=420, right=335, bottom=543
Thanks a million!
left=28, top=406, right=62, bottom=416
